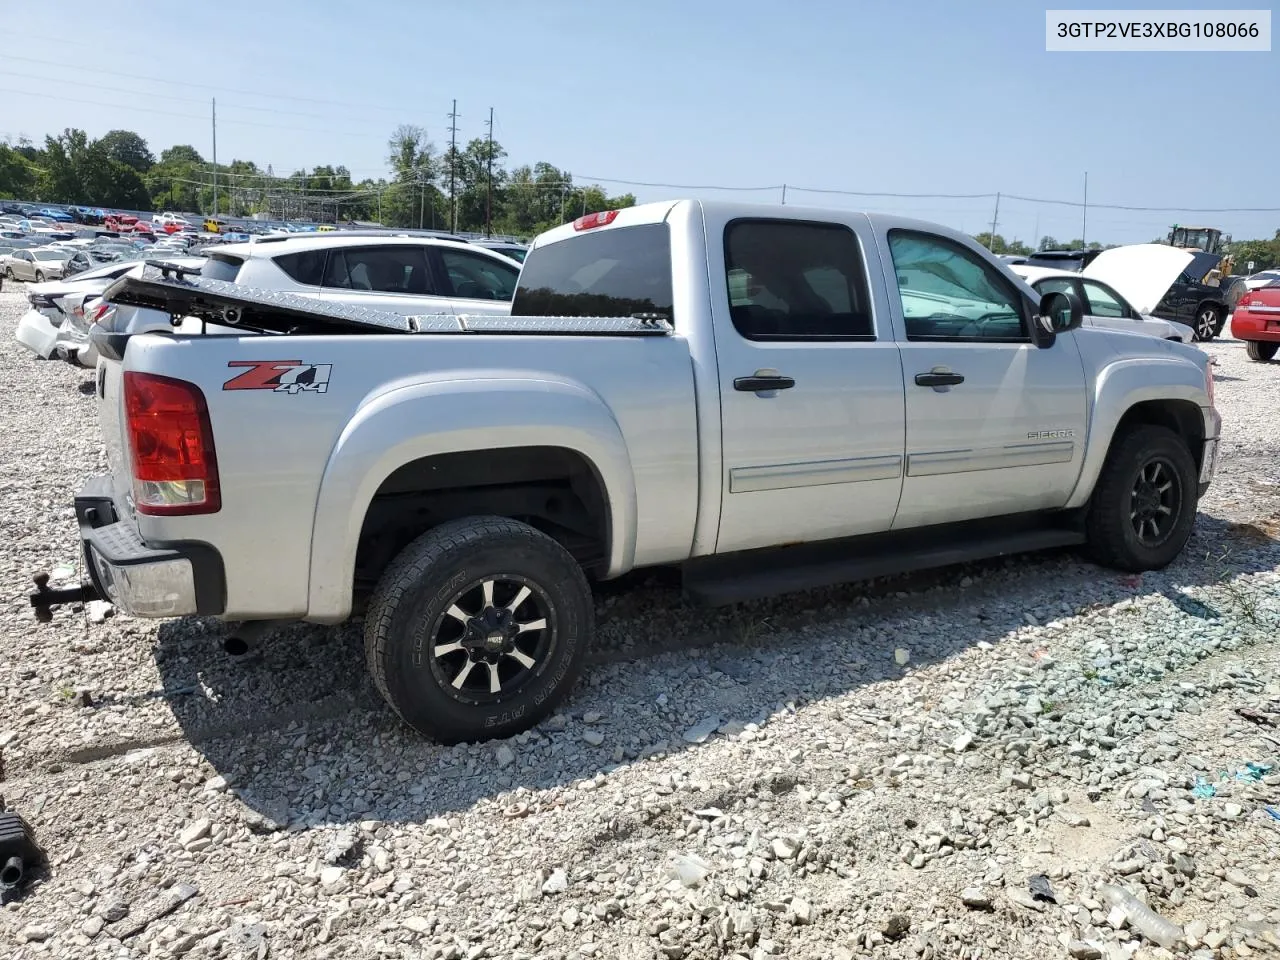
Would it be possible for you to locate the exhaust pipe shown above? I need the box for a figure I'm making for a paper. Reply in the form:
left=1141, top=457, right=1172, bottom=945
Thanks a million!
left=0, top=807, right=44, bottom=901
left=222, top=620, right=277, bottom=657
left=0, top=856, right=24, bottom=891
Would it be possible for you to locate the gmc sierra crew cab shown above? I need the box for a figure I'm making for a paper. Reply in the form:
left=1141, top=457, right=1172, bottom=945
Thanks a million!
left=30, top=199, right=1222, bottom=744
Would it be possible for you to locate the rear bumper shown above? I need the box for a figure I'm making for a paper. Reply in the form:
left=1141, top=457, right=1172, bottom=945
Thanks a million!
left=30, top=477, right=226, bottom=620
left=1230, top=309, right=1280, bottom=341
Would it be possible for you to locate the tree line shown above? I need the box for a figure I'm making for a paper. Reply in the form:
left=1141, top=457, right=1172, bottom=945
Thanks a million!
left=4, top=128, right=1278, bottom=269
left=0, top=126, right=636, bottom=239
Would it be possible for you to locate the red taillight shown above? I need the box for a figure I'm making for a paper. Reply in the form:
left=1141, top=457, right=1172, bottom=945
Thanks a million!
left=89, top=302, right=112, bottom=323
left=573, top=209, right=619, bottom=231
left=123, top=372, right=220, bottom=515
left=1239, top=293, right=1254, bottom=308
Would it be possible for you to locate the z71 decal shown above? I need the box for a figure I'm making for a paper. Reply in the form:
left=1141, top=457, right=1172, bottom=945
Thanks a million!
left=223, top=360, right=332, bottom=394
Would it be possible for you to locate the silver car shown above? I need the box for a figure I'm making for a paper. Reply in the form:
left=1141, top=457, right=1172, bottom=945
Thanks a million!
left=4, top=247, right=72, bottom=282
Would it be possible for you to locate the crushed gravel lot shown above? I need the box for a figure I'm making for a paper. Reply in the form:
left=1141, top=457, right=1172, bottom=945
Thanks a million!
left=2, top=280, right=1279, bottom=960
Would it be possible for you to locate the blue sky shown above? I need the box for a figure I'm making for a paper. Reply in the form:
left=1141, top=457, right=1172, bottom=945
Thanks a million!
left=3, top=0, right=1276, bottom=245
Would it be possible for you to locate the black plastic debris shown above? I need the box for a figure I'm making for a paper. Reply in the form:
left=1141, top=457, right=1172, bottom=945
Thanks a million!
left=0, top=801, right=45, bottom=902
left=1028, top=874, right=1057, bottom=903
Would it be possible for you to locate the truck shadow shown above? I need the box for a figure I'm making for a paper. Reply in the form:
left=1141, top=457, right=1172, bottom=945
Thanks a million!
left=151, top=512, right=1278, bottom=830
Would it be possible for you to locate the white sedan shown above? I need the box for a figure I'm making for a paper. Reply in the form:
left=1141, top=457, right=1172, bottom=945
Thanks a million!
left=1010, top=264, right=1194, bottom=343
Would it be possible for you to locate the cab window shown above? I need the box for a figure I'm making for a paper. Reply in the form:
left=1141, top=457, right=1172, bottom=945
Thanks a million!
left=723, top=219, right=874, bottom=340
left=888, top=230, right=1028, bottom=341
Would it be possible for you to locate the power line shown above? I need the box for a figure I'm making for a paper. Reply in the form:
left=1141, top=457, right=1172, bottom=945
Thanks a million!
left=0, top=87, right=391, bottom=139
left=1, top=54, right=409, bottom=115
left=574, top=175, right=1280, bottom=214
left=0, top=69, right=377, bottom=125
left=1003, top=192, right=1280, bottom=214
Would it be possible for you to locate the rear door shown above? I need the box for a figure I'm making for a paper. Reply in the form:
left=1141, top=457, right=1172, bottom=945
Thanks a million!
left=705, top=213, right=907, bottom=555
left=318, top=244, right=453, bottom=315
left=428, top=246, right=519, bottom=317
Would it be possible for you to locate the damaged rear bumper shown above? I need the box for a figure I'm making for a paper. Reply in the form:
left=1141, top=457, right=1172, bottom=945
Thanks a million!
left=30, top=476, right=226, bottom=621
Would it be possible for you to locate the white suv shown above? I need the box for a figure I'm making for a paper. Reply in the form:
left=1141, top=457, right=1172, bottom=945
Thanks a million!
left=197, top=235, right=521, bottom=316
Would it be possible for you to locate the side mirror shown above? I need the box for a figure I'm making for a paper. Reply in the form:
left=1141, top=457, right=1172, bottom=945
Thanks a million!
left=1033, top=289, right=1084, bottom=346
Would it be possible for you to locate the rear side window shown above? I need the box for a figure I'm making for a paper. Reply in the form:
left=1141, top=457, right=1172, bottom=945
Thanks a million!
left=323, top=246, right=432, bottom=295
left=201, top=255, right=243, bottom=282
left=274, top=249, right=327, bottom=286
left=512, top=223, right=673, bottom=319
left=438, top=249, right=519, bottom=301
left=724, top=219, right=874, bottom=340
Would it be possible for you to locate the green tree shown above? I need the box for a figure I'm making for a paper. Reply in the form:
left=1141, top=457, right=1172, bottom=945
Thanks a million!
left=97, top=130, right=154, bottom=173
left=1229, top=236, right=1280, bottom=273
left=383, top=125, right=441, bottom=228
left=0, top=143, right=40, bottom=199
left=147, top=144, right=207, bottom=212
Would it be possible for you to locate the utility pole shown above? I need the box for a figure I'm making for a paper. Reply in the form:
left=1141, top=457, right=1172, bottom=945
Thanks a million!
left=484, top=107, right=494, bottom=238
left=1081, top=172, right=1088, bottom=248
left=447, top=99, right=460, bottom=234
left=419, top=174, right=425, bottom=229
left=989, top=192, right=1000, bottom=251
left=781, top=184, right=787, bottom=205
left=211, top=98, right=218, bottom=216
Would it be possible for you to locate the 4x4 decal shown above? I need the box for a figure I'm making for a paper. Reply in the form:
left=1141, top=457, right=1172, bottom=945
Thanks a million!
left=223, top=360, right=332, bottom=394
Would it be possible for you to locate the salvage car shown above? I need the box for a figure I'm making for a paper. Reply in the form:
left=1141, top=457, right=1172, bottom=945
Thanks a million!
left=31, top=200, right=1220, bottom=745
left=1230, top=279, right=1280, bottom=361
left=1010, top=265, right=1193, bottom=343
left=195, top=234, right=522, bottom=316
left=14, top=258, right=169, bottom=363
left=1084, top=244, right=1230, bottom=342
left=3, top=247, right=73, bottom=282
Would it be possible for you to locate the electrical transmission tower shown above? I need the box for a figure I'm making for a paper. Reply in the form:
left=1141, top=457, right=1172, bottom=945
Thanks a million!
left=447, top=99, right=460, bottom=234
left=484, top=107, right=494, bottom=238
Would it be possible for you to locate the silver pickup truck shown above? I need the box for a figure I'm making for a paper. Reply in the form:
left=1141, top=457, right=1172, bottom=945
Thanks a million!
left=31, top=199, right=1221, bottom=743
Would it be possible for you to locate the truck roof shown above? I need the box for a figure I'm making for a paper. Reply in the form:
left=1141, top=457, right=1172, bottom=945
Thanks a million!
left=530, top=198, right=1006, bottom=262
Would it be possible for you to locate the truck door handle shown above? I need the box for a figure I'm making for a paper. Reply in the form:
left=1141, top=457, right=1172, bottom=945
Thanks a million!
left=734, top=374, right=795, bottom=392
left=914, top=372, right=965, bottom=388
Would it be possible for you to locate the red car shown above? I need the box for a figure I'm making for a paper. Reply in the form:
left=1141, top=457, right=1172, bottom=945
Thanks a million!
left=104, top=214, right=138, bottom=233
left=1231, top=281, right=1280, bottom=361
left=132, top=220, right=154, bottom=235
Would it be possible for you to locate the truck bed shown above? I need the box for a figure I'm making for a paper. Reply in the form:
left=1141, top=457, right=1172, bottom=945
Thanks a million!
left=92, top=264, right=697, bottom=621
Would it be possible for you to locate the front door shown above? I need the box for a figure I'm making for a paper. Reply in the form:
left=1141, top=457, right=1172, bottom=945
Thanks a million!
left=429, top=246, right=520, bottom=317
left=883, top=228, right=1088, bottom=530
left=709, top=215, right=907, bottom=555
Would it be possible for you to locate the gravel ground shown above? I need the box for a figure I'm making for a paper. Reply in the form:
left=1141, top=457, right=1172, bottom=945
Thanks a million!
left=2, top=280, right=1279, bottom=960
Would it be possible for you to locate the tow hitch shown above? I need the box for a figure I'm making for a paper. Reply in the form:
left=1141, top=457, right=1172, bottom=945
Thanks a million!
left=29, top=572, right=101, bottom=622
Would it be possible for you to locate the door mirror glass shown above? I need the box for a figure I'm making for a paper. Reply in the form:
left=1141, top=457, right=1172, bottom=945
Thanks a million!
left=1038, top=289, right=1084, bottom=334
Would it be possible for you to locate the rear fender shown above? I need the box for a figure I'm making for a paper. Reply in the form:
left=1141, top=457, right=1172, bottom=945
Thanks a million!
left=305, top=375, right=637, bottom=622
left=1065, top=357, right=1213, bottom=510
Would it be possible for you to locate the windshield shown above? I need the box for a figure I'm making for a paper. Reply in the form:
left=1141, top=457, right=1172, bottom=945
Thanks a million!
left=33, top=249, right=69, bottom=260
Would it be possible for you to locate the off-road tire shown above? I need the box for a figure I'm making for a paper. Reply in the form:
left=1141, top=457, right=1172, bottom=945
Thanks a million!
left=364, top=515, right=593, bottom=744
left=1085, top=424, right=1197, bottom=572
left=1192, top=304, right=1221, bottom=342
left=1246, top=341, right=1279, bottom=362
